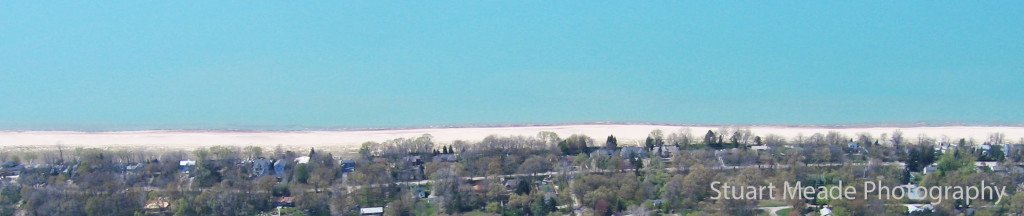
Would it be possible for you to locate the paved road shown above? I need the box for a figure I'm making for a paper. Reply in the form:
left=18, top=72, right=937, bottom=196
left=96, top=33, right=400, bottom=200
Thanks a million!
left=757, top=206, right=792, bottom=216
left=342, top=160, right=905, bottom=193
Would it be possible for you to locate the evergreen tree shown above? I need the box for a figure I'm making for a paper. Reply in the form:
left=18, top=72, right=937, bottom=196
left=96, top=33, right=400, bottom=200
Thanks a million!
left=606, top=135, right=618, bottom=149
left=645, top=137, right=654, bottom=151
left=516, top=180, right=531, bottom=195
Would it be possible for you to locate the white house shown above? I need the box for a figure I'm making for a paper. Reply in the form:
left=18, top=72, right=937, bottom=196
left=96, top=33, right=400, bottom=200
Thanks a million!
left=922, top=164, right=938, bottom=175
left=907, top=204, right=933, bottom=214
left=360, top=207, right=384, bottom=216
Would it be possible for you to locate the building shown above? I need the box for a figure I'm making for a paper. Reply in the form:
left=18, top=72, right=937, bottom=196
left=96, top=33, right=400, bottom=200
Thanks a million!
left=402, top=156, right=422, bottom=166
left=273, top=160, right=287, bottom=179
left=179, top=160, right=196, bottom=173
left=590, top=149, right=614, bottom=157
left=251, top=158, right=272, bottom=177
left=126, top=163, right=144, bottom=172
left=975, top=161, right=1005, bottom=172
left=340, top=159, right=356, bottom=173
left=143, top=197, right=170, bottom=214
left=922, top=164, right=938, bottom=175
left=935, top=142, right=953, bottom=153
left=433, top=154, right=458, bottom=162
left=657, top=146, right=680, bottom=157
left=360, top=207, right=384, bottom=216
left=294, top=156, right=310, bottom=164
left=619, top=146, right=648, bottom=158
left=0, top=161, right=24, bottom=177
left=907, top=204, right=934, bottom=214
left=273, top=196, right=296, bottom=207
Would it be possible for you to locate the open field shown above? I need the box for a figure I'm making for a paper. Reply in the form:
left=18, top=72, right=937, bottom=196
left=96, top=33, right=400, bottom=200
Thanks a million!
left=2, top=124, right=1023, bottom=153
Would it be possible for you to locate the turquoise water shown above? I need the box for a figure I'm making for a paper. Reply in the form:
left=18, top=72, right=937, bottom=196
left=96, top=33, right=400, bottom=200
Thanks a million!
left=1, top=2, right=1022, bottom=130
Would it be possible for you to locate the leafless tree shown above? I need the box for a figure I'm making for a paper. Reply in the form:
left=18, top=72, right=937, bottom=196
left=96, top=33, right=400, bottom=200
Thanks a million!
left=244, top=146, right=263, bottom=160
left=825, top=131, right=844, bottom=145
left=856, top=133, right=873, bottom=146
left=667, top=127, right=693, bottom=146
left=891, top=130, right=904, bottom=146
left=990, top=132, right=1006, bottom=145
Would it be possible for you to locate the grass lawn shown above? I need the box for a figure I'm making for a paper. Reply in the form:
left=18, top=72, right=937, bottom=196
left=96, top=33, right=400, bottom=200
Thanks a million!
left=459, top=211, right=500, bottom=216
left=756, top=200, right=788, bottom=207
left=776, top=208, right=792, bottom=216
left=412, top=199, right=439, bottom=216
left=754, top=209, right=769, bottom=216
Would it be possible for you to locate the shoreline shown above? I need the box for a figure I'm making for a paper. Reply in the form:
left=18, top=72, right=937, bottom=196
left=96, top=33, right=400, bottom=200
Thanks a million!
left=3, top=121, right=1024, bottom=133
left=2, top=124, right=1024, bottom=152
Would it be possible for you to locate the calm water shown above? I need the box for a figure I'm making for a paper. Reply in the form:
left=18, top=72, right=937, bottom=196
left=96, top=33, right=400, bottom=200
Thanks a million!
left=2, top=2, right=1022, bottom=130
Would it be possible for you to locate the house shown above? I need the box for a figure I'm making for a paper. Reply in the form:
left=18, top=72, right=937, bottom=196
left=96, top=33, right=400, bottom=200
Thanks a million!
left=590, top=149, right=614, bottom=157
left=820, top=207, right=832, bottom=216
left=433, top=154, right=458, bottom=162
left=935, top=142, right=953, bottom=153
left=649, top=199, right=665, bottom=207
left=360, top=207, right=384, bottom=216
left=251, top=158, right=272, bottom=177
left=396, top=167, right=422, bottom=180
left=143, top=197, right=170, bottom=213
left=472, top=182, right=486, bottom=192
left=0, top=161, right=24, bottom=177
left=503, top=178, right=521, bottom=191
left=273, top=196, right=296, bottom=207
left=179, top=160, right=196, bottom=173
left=411, top=185, right=430, bottom=198
left=907, top=204, right=934, bottom=214
left=340, top=159, right=356, bottom=173
left=905, top=184, right=926, bottom=199
left=536, top=180, right=557, bottom=195
left=847, top=141, right=859, bottom=149
left=619, top=146, right=648, bottom=158
left=975, top=161, right=1005, bottom=172
left=126, top=163, right=144, bottom=172
left=1010, top=144, right=1024, bottom=158
left=922, top=164, right=938, bottom=175
left=750, top=145, right=770, bottom=151
left=273, top=160, right=287, bottom=179
left=402, top=156, right=422, bottom=166
left=657, top=146, right=680, bottom=157
left=558, top=156, right=577, bottom=169
left=975, top=144, right=993, bottom=155
left=294, top=156, right=310, bottom=164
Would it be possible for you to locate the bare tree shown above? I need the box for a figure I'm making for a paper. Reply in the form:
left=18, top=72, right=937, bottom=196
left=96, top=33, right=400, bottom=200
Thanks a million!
left=856, top=133, right=873, bottom=146
left=990, top=132, right=1006, bottom=145
left=825, top=131, right=844, bottom=145
left=891, top=130, right=904, bottom=146
left=793, top=133, right=805, bottom=145
left=244, top=146, right=263, bottom=160
left=667, top=127, right=693, bottom=146
left=649, top=129, right=665, bottom=147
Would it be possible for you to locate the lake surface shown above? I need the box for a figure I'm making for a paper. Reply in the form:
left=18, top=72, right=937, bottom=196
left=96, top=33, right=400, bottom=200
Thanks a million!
left=1, top=2, right=1022, bottom=130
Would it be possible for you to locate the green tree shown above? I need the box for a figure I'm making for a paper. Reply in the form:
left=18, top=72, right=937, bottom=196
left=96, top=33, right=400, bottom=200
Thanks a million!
left=516, top=179, right=532, bottom=195
left=1008, top=192, right=1024, bottom=215
left=704, top=130, right=719, bottom=148
left=295, top=163, right=310, bottom=184
left=606, top=135, right=618, bottom=149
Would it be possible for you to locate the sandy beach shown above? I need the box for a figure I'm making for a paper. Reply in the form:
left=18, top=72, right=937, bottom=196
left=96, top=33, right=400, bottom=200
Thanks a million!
left=2, top=124, right=1023, bottom=153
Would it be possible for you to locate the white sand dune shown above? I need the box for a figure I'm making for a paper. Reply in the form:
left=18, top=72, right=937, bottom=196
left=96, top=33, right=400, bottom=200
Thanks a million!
left=1, top=124, right=1023, bottom=152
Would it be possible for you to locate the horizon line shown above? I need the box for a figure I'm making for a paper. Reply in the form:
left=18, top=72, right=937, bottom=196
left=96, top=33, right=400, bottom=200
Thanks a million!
left=4, top=121, right=1024, bottom=133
